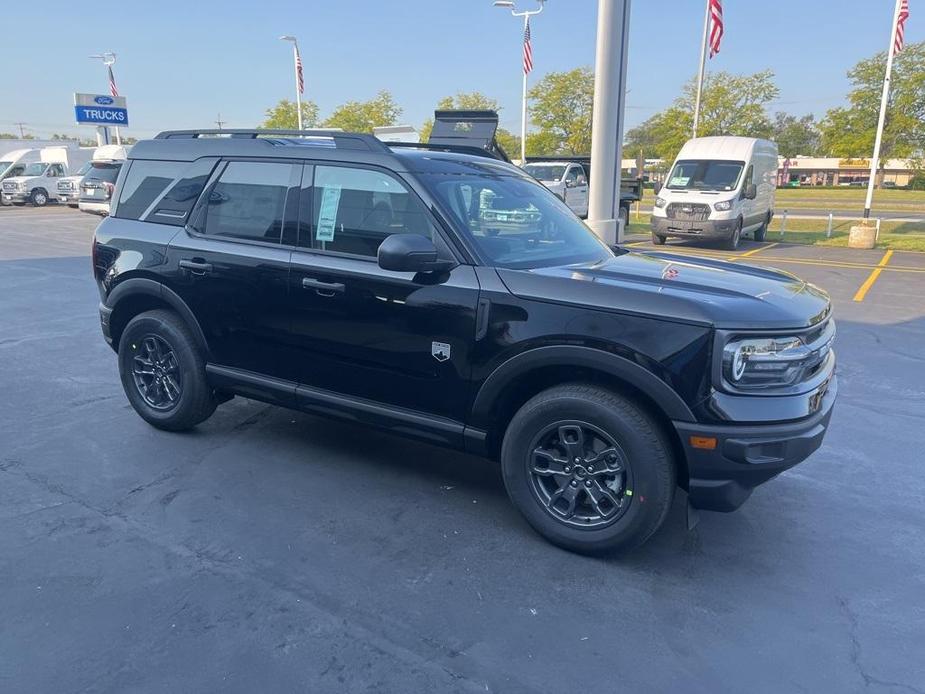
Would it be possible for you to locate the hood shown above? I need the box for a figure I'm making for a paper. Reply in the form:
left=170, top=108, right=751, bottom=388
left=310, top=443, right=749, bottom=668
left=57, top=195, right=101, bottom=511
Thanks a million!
left=497, top=250, right=831, bottom=330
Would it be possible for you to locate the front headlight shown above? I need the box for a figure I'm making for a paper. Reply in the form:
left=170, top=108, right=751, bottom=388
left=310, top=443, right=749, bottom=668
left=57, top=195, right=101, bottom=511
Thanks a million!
left=714, top=200, right=732, bottom=211
left=654, top=196, right=667, bottom=208
left=723, top=335, right=821, bottom=389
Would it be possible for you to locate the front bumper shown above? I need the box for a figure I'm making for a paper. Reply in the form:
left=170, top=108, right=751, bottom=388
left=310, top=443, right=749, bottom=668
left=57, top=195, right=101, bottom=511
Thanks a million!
left=2, top=192, right=29, bottom=203
left=651, top=215, right=738, bottom=239
left=674, top=375, right=837, bottom=512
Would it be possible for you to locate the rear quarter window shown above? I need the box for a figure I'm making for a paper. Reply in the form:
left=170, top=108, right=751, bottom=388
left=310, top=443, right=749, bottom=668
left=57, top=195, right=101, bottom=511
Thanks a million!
left=116, top=158, right=218, bottom=225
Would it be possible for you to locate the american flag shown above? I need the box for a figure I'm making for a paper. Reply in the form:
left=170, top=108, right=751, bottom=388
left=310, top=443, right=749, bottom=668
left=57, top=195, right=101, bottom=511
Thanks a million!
left=108, top=65, right=119, bottom=98
left=708, top=0, right=724, bottom=59
left=295, top=45, right=304, bottom=94
left=523, top=17, right=533, bottom=75
left=894, top=0, right=910, bottom=54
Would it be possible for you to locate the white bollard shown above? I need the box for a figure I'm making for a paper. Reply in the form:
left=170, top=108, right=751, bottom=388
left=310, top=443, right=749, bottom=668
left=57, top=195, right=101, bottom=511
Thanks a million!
left=826, top=212, right=833, bottom=238
left=780, top=210, right=788, bottom=238
left=876, top=218, right=881, bottom=241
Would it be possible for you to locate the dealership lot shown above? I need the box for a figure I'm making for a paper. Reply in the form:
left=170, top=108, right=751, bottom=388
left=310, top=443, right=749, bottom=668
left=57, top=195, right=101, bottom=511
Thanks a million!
left=2, top=207, right=924, bottom=692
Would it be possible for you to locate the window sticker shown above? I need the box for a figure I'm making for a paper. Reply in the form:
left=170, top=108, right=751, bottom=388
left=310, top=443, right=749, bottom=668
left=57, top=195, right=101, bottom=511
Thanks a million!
left=669, top=176, right=690, bottom=186
left=316, top=185, right=342, bottom=242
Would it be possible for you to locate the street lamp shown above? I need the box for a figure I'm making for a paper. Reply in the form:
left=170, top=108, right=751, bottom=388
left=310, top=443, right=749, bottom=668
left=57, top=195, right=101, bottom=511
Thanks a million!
left=89, top=51, right=120, bottom=145
left=494, top=0, right=545, bottom=164
left=279, top=35, right=304, bottom=130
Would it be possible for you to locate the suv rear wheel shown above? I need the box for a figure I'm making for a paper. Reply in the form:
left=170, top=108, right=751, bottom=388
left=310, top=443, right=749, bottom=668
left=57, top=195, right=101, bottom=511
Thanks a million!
left=117, top=309, right=216, bottom=431
left=501, top=384, right=675, bottom=554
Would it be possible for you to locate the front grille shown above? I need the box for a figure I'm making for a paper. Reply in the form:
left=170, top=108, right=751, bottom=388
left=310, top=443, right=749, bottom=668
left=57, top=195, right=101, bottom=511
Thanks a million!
left=666, top=202, right=710, bottom=221
left=58, top=180, right=76, bottom=192
left=2, top=181, right=18, bottom=193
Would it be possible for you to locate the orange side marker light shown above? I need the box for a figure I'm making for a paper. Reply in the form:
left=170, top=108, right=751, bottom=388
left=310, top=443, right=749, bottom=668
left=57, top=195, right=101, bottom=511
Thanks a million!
left=690, top=436, right=717, bottom=450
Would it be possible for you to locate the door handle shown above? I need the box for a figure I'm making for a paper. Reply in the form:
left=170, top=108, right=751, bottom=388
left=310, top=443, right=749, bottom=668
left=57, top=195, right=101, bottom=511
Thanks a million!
left=302, top=277, right=345, bottom=296
left=179, top=259, right=212, bottom=276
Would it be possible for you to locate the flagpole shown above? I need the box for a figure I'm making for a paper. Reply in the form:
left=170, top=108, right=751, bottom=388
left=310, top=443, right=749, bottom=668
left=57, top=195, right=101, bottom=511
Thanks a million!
left=293, top=43, right=303, bottom=131
left=692, top=0, right=710, bottom=138
left=521, top=13, right=529, bottom=164
left=863, top=0, right=903, bottom=219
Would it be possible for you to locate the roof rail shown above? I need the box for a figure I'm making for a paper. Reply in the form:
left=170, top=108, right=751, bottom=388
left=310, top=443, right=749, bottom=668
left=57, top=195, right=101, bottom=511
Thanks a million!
left=153, top=129, right=391, bottom=152
left=388, top=141, right=508, bottom=161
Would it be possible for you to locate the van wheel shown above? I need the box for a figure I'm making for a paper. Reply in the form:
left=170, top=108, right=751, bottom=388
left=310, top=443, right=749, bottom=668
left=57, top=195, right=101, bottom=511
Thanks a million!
left=30, top=189, right=48, bottom=207
left=501, top=384, right=675, bottom=555
left=118, top=309, right=217, bottom=431
left=723, top=220, right=742, bottom=251
left=754, top=214, right=770, bottom=242
left=651, top=232, right=667, bottom=245
left=618, top=205, right=629, bottom=228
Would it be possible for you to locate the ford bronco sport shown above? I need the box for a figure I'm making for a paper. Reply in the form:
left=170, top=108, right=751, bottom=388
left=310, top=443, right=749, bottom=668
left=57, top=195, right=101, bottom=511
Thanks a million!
left=92, top=122, right=836, bottom=554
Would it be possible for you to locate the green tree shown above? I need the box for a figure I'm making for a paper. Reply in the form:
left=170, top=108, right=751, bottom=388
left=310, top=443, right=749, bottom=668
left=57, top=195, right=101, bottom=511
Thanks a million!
left=261, top=99, right=320, bottom=129
left=528, top=67, right=595, bottom=154
left=322, top=90, right=401, bottom=133
left=525, top=130, right=564, bottom=156
left=771, top=113, right=822, bottom=158
left=820, top=41, right=924, bottom=183
left=624, top=117, right=664, bottom=160
left=627, top=70, right=779, bottom=164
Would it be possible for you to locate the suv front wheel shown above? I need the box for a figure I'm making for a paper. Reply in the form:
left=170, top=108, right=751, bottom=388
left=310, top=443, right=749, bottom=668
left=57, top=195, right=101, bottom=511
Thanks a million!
left=118, top=309, right=217, bottom=431
left=501, top=384, right=675, bottom=554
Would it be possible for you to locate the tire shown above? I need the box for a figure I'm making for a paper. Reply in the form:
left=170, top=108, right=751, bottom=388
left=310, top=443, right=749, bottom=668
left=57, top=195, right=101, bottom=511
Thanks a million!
left=754, top=214, right=770, bottom=242
left=30, top=189, right=48, bottom=207
left=651, top=232, right=667, bottom=245
left=618, top=205, right=629, bottom=228
left=722, top=219, right=742, bottom=251
left=117, top=309, right=216, bottom=431
left=501, top=384, right=675, bottom=555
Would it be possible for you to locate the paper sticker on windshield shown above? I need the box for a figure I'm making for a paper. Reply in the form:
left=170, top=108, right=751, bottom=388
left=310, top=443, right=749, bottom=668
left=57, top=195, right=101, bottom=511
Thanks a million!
left=669, top=176, right=690, bottom=186
left=316, top=185, right=342, bottom=242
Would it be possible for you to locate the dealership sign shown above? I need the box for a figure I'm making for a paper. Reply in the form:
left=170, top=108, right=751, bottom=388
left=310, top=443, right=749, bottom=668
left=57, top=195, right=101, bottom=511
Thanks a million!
left=74, top=93, right=129, bottom=126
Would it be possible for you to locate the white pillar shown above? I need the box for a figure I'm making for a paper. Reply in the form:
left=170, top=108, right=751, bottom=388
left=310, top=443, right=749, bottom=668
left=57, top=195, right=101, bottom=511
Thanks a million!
left=587, top=0, right=632, bottom=245
left=520, top=13, right=529, bottom=165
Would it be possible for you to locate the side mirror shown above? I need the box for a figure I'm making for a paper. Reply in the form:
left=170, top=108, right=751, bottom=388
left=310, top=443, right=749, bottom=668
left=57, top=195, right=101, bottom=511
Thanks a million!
left=745, top=183, right=757, bottom=200
left=565, top=179, right=576, bottom=188
left=653, top=181, right=662, bottom=195
left=377, top=233, right=455, bottom=274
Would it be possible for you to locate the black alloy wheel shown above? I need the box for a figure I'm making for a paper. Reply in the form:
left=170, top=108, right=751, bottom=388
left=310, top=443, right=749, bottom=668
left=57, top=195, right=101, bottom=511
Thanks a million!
left=527, top=421, right=633, bottom=529
left=131, top=334, right=182, bottom=410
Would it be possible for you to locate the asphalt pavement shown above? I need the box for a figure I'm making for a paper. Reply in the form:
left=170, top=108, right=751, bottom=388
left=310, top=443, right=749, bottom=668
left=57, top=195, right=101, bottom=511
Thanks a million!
left=2, top=206, right=924, bottom=693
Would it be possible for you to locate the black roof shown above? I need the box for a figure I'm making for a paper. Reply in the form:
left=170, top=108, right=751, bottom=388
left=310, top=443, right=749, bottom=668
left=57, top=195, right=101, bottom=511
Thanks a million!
left=129, top=128, right=527, bottom=177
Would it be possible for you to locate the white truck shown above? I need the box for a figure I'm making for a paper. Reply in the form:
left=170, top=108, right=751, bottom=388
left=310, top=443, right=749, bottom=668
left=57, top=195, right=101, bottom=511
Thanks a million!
left=58, top=145, right=129, bottom=208
left=522, top=161, right=590, bottom=217
left=650, top=136, right=778, bottom=250
left=1, top=146, right=93, bottom=207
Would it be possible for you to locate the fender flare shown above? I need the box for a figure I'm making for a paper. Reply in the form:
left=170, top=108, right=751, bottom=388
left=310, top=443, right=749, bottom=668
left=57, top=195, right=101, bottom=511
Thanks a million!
left=470, top=345, right=696, bottom=428
left=106, top=278, right=210, bottom=357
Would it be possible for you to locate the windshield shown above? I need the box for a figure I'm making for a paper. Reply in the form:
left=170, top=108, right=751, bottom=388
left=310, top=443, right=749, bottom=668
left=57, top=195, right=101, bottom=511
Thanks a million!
left=22, top=163, right=48, bottom=177
left=75, top=161, right=93, bottom=176
left=666, top=159, right=744, bottom=191
left=420, top=172, right=611, bottom=269
left=85, top=161, right=122, bottom=183
left=0, top=161, right=13, bottom=172
left=523, top=164, right=567, bottom=181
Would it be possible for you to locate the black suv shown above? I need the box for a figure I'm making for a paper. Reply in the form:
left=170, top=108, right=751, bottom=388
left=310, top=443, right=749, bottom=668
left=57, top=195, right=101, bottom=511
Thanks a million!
left=92, top=125, right=836, bottom=554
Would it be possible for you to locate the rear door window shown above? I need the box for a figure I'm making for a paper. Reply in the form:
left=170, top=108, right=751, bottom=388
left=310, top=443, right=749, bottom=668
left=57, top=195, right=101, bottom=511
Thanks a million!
left=200, top=161, right=300, bottom=244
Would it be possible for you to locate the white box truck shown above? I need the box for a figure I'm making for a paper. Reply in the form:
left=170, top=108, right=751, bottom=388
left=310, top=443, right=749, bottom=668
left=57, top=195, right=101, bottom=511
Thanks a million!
left=1, top=146, right=93, bottom=207
left=650, top=136, right=778, bottom=250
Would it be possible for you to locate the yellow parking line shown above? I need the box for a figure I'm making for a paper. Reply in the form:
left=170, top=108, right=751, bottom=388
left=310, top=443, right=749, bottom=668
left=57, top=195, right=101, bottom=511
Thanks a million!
left=737, top=242, right=779, bottom=257
left=853, top=250, right=894, bottom=302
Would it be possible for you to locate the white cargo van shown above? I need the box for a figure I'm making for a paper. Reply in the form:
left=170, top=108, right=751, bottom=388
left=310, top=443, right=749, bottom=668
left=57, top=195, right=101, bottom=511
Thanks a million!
left=1, top=146, right=93, bottom=207
left=650, top=136, right=778, bottom=250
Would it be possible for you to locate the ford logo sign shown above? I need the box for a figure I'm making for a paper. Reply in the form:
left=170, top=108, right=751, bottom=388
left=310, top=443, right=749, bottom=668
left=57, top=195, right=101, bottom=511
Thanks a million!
left=94, top=96, right=114, bottom=105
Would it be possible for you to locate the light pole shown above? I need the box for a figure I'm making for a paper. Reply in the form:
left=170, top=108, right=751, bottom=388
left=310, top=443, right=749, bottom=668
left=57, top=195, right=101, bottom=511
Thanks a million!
left=89, top=51, right=120, bottom=145
left=587, top=0, right=632, bottom=245
left=279, top=35, right=304, bottom=130
left=494, top=0, right=545, bottom=164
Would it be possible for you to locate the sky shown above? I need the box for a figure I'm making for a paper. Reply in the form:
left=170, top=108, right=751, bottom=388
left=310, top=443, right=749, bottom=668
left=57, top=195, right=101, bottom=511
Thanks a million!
left=1, top=0, right=920, bottom=141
